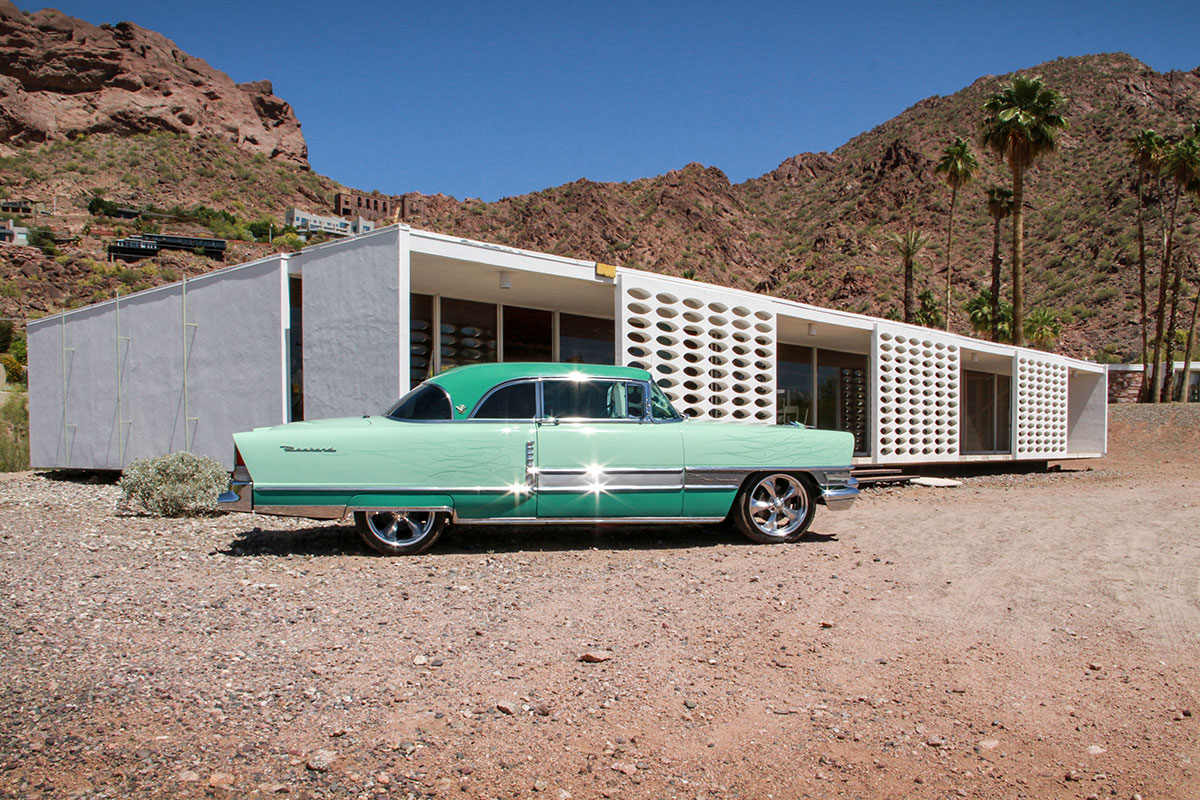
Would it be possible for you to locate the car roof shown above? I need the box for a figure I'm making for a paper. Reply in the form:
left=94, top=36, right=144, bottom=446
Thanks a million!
left=424, top=362, right=653, bottom=419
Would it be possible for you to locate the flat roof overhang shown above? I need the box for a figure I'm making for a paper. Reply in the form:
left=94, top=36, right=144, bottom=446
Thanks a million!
left=409, top=229, right=617, bottom=318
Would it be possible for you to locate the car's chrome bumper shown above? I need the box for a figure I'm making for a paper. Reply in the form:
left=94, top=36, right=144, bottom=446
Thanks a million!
left=217, top=468, right=253, bottom=513
left=820, top=476, right=859, bottom=511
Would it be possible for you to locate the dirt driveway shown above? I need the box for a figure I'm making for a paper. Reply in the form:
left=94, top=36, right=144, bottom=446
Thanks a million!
left=1, top=404, right=1197, bottom=799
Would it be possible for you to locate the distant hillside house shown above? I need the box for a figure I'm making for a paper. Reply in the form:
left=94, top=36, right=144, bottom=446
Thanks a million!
left=0, top=219, right=29, bottom=246
left=0, top=199, right=37, bottom=215
left=334, top=191, right=424, bottom=222
left=286, top=209, right=374, bottom=238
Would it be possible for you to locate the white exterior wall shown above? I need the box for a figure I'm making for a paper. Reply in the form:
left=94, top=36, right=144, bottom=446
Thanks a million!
left=616, top=272, right=777, bottom=422
left=27, top=256, right=289, bottom=469
left=299, top=227, right=409, bottom=418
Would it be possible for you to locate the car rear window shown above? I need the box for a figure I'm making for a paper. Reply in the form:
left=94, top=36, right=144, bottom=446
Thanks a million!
left=386, top=384, right=452, bottom=421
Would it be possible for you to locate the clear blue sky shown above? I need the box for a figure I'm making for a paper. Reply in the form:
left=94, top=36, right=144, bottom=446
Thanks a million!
left=31, top=0, right=1200, bottom=201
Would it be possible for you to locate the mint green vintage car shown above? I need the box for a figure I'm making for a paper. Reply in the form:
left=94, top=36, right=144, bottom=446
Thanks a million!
left=219, top=363, right=858, bottom=555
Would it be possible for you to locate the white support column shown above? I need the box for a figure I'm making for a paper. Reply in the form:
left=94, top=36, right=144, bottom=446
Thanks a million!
left=397, top=226, right=412, bottom=394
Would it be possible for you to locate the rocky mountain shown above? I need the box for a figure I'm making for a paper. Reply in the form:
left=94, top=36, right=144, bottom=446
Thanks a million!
left=0, top=3, right=1197, bottom=363
left=0, top=0, right=306, bottom=164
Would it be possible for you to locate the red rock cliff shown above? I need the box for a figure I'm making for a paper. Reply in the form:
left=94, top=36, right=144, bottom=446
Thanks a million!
left=0, top=1, right=308, bottom=165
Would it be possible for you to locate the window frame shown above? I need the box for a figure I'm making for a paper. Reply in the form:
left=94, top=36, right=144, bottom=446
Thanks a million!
left=468, top=379, right=540, bottom=421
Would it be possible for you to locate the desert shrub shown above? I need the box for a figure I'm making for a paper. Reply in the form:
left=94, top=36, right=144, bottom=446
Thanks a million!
left=0, top=394, right=29, bottom=472
left=0, top=320, right=12, bottom=352
left=9, top=337, right=25, bottom=365
left=118, top=451, right=229, bottom=517
left=0, top=354, right=22, bottom=383
left=26, top=227, right=58, bottom=257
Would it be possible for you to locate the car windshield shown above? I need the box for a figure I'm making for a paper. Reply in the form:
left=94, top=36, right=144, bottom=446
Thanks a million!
left=384, top=383, right=452, bottom=421
left=650, top=382, right=683, bottom=421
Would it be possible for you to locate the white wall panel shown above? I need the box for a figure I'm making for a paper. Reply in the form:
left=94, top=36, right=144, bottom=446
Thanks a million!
left=300, top=228, right=407, bottom=418
left=27, top=257, right=288, bottom=469
left=873, top=325, right=961, bottom=463
left=617, top=274, right=776, bottom=422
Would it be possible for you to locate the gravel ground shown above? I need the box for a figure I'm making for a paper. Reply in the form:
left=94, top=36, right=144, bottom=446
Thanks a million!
left=0, top=404, right=1198, bottom=799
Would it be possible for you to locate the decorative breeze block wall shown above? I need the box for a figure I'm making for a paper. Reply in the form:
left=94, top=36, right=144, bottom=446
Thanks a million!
left=875, top=326, right=960, bottom=462
left=617, top=275, right=776, bottom=422
left=1015, top=354, right=1069, bottom=457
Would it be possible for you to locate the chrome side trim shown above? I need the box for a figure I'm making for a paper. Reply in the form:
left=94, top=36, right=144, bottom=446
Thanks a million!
left=683, top=468, right=747, bottom=489
left=536, top=467, right=684, bottom=493
left=254, top=484, right=518, bottom=495
left=456, top=515, right=727, bottom=526
left=217, top=477, right=253, bottom=513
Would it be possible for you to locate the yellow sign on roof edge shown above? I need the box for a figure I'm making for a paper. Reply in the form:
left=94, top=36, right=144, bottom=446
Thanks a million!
left=594, top=262, right=617, bottom=279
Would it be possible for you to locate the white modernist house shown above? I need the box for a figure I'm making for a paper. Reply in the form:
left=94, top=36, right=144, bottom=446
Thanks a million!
left=28, top=225, right=1108, bottom=470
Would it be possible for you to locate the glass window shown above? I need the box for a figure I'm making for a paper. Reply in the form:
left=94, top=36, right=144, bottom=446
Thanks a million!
left=962, top=370, right=1012, bottom=453
left=776, top=343, right=814, bottom=426
left=559, top=313, right=615, bottom=364
left=543, top=379, right=632, bottom=420
left=440, top=298, right=497, bottom=370
left=410, top=294, right=433, bottom=386
left=386, top=384, right=451, bottom=421
left=816, top=349, right=868, bottom=454
left=473, top=381, right=537, bottom=419
left=650, top=382, right=683, bottom=421
left=625, top=383, right=646, bottom=419
left=502, top=306, right=552, bottom=361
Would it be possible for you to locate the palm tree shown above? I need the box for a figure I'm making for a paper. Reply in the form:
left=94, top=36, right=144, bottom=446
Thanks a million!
left=963, top=288, right=1010, bottom=340
left=984, top=187, right=1014, bottom=342
left=1181, top=257, right=1199, bottom=403
left=1155, top=134, right=1200, bottom=401
left=934, top=137, right=979, bottom=330
left=980, top=75, right=1068, bottom=347
left=887, top=230, right=930, bottom=324
left=1125, top=129, right=1166, bottom=401
left=1023, top=308, right=1062, bottom=350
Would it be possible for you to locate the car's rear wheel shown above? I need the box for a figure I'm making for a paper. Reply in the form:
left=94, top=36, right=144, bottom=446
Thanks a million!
left=354, top=510, right=447, bottom=555
left=733, top=472, right=815, bottom=544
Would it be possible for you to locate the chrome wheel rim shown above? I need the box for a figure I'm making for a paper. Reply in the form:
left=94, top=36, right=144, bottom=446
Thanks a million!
left=363, top=511, right=436, bottom=545
left=748, top=474, right=808, bottom=537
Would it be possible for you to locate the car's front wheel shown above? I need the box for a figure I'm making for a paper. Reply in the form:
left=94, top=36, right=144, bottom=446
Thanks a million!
left=354, top=510, right=448, bottom=555
left=733, top=473, right=815, bottom=544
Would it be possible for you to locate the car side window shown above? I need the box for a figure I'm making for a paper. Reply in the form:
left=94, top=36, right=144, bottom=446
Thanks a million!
left=544, top=380, right=643, bottom=420
left=473, top=381, right=537, bottom=419
left=624, top=382, right=646, bottom=419
left=386, top=384, right=452, bottom=421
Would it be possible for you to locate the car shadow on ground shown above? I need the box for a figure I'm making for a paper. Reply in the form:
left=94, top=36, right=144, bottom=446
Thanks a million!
left=217, top=521, right=839, bottom=558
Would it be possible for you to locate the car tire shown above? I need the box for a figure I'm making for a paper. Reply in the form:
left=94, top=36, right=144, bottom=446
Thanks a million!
left=354, top=510, right=448, bottom=556
left=733, top=472, right=815, bottom=544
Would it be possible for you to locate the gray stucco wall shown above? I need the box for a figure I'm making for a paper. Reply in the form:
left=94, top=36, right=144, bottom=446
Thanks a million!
left=300, top=227, right=408, bottom=419
left=27, top=256, right=289, bottom=469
